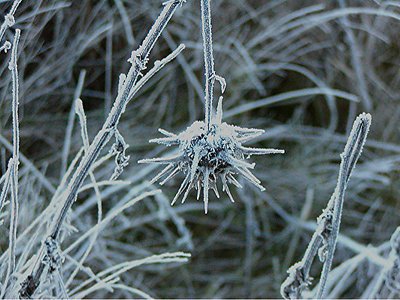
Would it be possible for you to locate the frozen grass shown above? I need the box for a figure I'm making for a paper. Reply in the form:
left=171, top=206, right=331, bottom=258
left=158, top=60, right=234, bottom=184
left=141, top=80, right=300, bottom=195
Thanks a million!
left=0, top=0, right=399, bottom=298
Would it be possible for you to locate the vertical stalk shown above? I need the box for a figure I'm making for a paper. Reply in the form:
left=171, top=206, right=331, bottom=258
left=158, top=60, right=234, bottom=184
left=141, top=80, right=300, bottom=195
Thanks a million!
left=9, top=26, right=20, bottom=281
left=0, top=28, right=21, bottom=300
left=200, top=0, right=215, bottom=130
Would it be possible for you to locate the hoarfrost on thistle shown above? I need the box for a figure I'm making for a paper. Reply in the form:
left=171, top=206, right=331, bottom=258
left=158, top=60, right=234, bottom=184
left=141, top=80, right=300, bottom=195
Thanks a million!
left=139, top=97, right=284, bottom=213
left=139, top=0, right=284, bottom=213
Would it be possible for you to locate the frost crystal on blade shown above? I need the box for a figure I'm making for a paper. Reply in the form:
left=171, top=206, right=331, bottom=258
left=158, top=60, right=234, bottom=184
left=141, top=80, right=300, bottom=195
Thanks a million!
left=139, top=97, right=284, bottom=213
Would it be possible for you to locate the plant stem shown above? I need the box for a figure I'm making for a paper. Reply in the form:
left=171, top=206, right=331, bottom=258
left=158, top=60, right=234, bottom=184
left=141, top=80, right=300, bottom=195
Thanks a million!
left=200, top=0, right=215, bottom=130
left=18, top=1, right=184, bottom=298
left=281, top=113, right=371, bottom=299
left=316, top=112, right=371, bottom=298
left=0, top=28, right=21, bottom=300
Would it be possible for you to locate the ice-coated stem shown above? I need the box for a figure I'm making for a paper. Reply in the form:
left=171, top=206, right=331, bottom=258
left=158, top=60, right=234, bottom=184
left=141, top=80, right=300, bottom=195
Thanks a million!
left=200, top=0, right=215, bottom=130
left=0, top=28, right=21, bottom=299
left=316, top=112, right=371, bottom=299
left=281, top=113, right=371, bottom=299
left=18, top=1, right=185, bottom=298
left=8, top=26, right=20, bottom=281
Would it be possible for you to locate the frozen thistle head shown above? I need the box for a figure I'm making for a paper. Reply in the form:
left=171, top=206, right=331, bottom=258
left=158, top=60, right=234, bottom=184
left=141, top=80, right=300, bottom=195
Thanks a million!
left=139, top=97, right=284, bottom=213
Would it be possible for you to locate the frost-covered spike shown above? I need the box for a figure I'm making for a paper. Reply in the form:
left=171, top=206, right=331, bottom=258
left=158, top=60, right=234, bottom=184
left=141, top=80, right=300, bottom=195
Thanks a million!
left=158, top=128, right=177, bottom=137
left=149, top=137, right=179, bottom=145
left=138, top=153, right=182, bottom=164
left=236, top=132, right=264, bottom=143
left=234, top=166, right=266, bottom=191
left=203, top=167, right=210, bottom=214
left=233, top=126, right=265, bottom=134
left=240, top=146, right=285, bottom=155
left=171, top=173, right=190, bottom=206
left=227, top=155, right=255, bottom=169
left=149, top=164, right=174, bottom=184
left=160, top=165, right=180, bottom=185
left=211, top=181, right=220, bottom=198
left=215, top=96, right=223, bottom=125
left=181, top=181, right=194, bottom=204
left=238, top=166, right=261, bottom=184
left=196, top=180, right=201, bottom=200
left=227, top=173, right=243, bottom=189
left=190, top=148, right=201, bottom=182
left=221, top=174, right=227, bottom=192
left=225, top=183, right=235, bottom=203
left=221, top=174, right=235, bottom=203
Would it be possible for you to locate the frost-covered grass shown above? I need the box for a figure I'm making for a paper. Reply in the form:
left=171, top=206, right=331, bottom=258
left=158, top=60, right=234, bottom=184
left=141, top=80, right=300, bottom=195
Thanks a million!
left=0, top=0, right=399, bottom=299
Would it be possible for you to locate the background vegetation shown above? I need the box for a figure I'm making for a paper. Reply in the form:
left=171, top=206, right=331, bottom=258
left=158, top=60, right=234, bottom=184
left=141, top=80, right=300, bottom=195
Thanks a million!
left=0, top=0, right=399, bottom=298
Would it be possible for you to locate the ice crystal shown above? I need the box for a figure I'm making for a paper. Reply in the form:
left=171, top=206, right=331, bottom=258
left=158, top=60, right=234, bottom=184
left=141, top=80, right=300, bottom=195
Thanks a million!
left=139, top=97, right=284, bottom=213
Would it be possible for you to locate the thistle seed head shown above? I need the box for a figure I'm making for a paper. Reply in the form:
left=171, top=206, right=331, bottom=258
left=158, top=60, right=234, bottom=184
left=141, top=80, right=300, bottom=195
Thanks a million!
left=139, top=102, right=284, bottom=213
